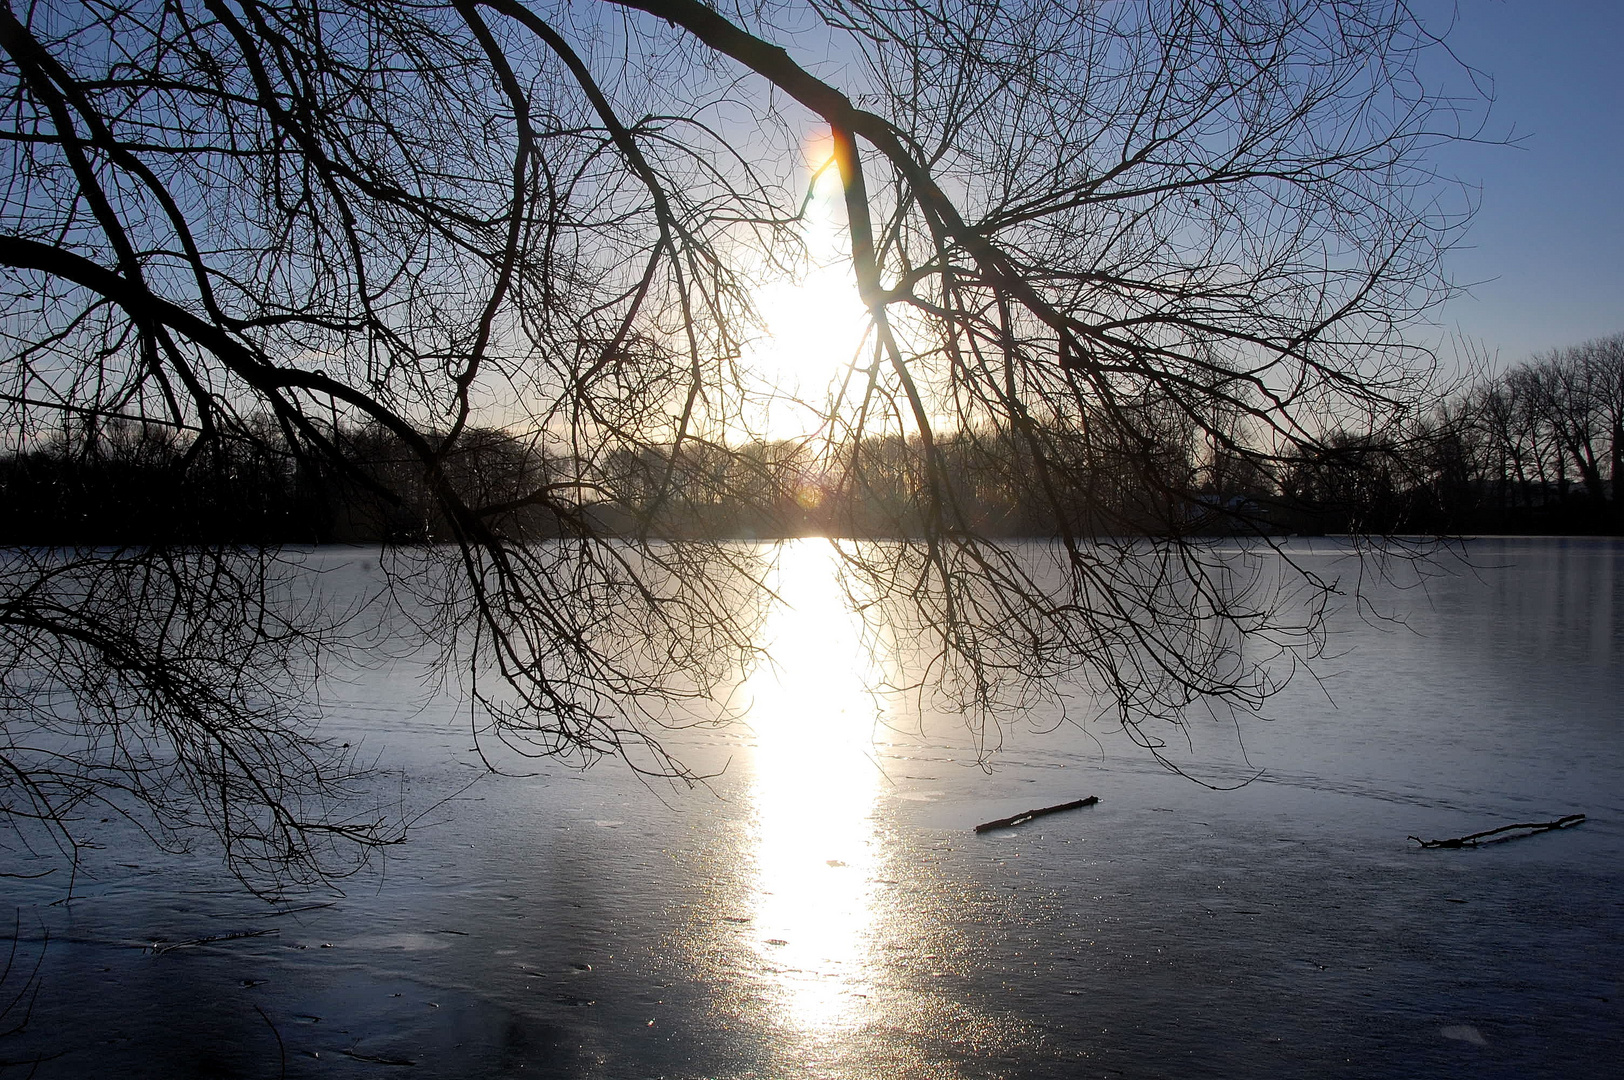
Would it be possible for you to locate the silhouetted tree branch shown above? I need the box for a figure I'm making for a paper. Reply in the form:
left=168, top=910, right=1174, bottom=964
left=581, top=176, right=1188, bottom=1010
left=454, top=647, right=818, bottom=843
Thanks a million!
left=1, top=0, right=1480, bottom=884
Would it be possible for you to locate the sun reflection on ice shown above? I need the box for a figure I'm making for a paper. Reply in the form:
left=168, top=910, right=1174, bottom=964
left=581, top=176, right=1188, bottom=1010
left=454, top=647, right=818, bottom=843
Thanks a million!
left=741, top=539, right=890, bottom=1033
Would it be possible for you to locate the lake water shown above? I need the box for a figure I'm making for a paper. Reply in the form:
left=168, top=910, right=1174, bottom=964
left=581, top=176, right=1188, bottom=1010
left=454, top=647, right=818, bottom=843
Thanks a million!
left=4, top=538, right=1621, bottom=1077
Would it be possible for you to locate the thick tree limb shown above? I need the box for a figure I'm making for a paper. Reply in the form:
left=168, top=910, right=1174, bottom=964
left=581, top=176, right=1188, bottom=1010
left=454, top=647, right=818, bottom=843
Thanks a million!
left=975, top=796, right=1098, bottom=833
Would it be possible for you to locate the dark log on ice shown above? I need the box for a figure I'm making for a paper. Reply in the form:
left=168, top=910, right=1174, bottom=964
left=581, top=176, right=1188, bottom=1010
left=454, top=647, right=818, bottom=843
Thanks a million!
left=1408, top=814, right=1585, bottom=849
left=974, top=796, right=1098, bottom=833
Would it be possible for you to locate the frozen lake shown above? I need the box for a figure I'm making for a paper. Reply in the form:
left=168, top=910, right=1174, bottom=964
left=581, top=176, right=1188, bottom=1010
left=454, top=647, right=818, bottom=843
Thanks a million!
left=4, top=538, right=1622, bottom=1077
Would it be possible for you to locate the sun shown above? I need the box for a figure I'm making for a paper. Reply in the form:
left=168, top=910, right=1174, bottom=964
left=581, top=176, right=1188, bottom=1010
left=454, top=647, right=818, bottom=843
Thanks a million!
left=735, top=130, right=871, bottom=443
left=801, top=128, right=837, bottom=178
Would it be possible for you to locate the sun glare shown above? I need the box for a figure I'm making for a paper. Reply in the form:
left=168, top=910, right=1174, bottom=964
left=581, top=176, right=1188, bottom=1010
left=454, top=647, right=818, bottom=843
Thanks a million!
left=737, top=131, right=870, bottom=443
left=741, top=539, right=890, bottom=1031
left=802, top=128, right=836, bottom=176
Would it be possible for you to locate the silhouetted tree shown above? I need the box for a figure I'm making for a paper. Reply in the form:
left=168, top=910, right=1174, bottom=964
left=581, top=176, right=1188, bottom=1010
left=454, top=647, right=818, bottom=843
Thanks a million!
left=1447, top=333, right=1624, bottom=532
left=1, top=0, right=1477, bottom=885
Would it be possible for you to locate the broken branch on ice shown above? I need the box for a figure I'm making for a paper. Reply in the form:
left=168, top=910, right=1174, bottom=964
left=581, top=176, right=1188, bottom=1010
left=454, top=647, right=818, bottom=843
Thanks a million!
left=1409, top=814, right=1585, bottom=849
left=339, top=1047, right=417, bottom=1067
left=975, top=796, right=1098, bottom=833
left=148, top=928, right=277, bottom=954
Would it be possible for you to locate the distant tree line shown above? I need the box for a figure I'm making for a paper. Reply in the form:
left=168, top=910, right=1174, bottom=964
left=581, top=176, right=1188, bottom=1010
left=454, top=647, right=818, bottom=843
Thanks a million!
left=5, top=333, right=1621, bottom=545
left=0, top=413, right=558, bottom=544
left=1445, top=333, right=1624, bottom=532
left=1297, top=331, right=1624, bottom=536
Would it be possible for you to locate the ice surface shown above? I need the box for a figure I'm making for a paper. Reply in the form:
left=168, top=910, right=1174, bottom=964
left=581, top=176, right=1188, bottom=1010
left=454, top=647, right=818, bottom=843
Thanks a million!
left=4, top=538, right=1621, bottom=1077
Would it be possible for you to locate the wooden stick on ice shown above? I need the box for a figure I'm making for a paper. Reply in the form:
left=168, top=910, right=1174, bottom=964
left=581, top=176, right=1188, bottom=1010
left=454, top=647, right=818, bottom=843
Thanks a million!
left=1409, top=814, right=1585, bottom=849
left=974, top=796, right=1098, bottom=833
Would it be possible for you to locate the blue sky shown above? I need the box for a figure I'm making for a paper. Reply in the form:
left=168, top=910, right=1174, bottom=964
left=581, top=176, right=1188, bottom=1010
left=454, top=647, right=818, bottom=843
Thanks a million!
left=1419, top=1, right=1624, bottom=368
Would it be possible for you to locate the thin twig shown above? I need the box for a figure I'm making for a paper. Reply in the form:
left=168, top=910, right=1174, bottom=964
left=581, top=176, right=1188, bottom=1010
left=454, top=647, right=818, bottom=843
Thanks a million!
left=148, top=928, right=278, bottom=955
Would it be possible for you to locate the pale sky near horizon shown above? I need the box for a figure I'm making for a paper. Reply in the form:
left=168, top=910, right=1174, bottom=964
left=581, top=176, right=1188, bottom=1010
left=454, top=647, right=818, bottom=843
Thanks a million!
left=1418, top=1, right=1624, bottom=370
